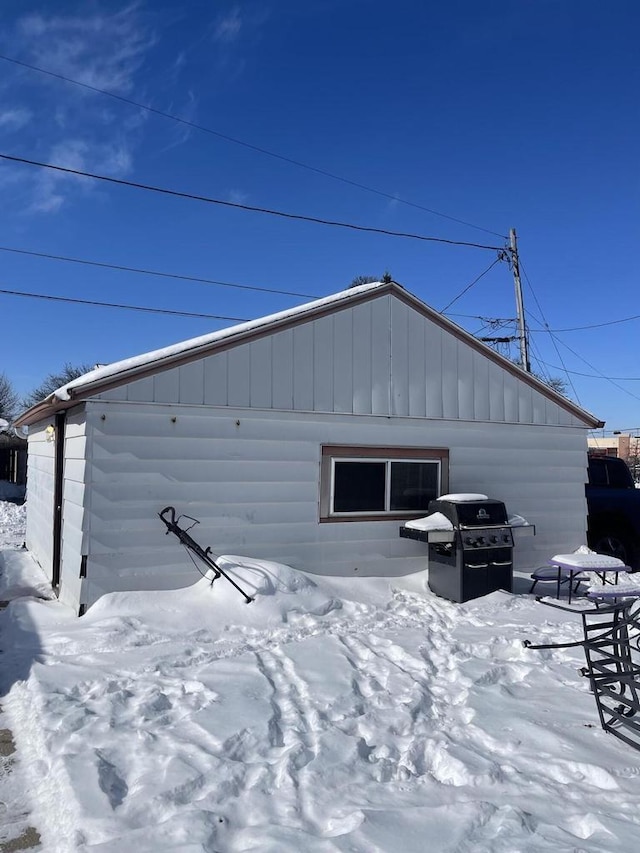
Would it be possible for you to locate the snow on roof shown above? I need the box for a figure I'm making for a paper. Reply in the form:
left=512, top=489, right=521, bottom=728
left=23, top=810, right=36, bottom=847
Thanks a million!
left=53, top=280, right=387, bottom=402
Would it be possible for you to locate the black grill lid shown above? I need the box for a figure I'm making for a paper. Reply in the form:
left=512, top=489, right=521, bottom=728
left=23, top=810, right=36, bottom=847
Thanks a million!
left=428, top=498, right=508, bottom=527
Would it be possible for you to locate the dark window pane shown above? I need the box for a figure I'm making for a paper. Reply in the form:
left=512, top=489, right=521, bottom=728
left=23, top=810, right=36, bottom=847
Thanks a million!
left=588, top=458, right=607, bottom=487
left=607, top=459, right=633, bottom=488
left=334, top=461, right=386, bottom=512
left=390, top=462, right=438, bottom=511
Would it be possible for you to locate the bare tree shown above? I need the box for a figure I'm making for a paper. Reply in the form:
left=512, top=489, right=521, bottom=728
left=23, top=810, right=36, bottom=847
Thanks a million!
left=350, top=271, right=393, bottom=288
left=22, top=362, right=93, bottom=410
left=0, top=373, right=20, bottom=422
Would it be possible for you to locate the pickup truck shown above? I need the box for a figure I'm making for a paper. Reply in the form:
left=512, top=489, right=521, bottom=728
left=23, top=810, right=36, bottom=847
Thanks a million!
left=586, top=455, right=640, bottom=570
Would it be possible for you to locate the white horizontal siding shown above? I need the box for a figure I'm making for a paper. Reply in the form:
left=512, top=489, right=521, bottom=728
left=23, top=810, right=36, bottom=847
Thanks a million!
left=25, top=419, right=55, bottom=577
left=76, top=400, right=589, bottom=608
left=59, top=409, right=88, bottom=610
left=95, top=293, right=585, bottom=428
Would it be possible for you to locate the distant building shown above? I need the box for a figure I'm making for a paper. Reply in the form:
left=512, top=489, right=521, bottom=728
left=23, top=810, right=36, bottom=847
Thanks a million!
left=588, top=434, right=639, bottom=459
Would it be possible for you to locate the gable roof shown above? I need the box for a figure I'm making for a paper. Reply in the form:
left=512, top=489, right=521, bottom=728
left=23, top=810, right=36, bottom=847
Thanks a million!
left=15, top=280, right=604, bottom=428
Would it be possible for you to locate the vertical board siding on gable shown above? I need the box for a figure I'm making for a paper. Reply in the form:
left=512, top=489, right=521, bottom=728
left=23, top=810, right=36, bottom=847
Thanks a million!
left=407, top=308, right=426, bottom=418
left=126, top=376, right=154, bottom=402
left=313, top=314, right=333, bottom=412
left=293, top=325, right=314, bottom=411
left=250, top=337, right=272, bottom=409
left=332, top=309, right=354, bottom=413
left=424, top=325, right=444, bottom=419
left=441, top=333, right=459, bottom=419
left=472, top=351, right=490, bottom=421
left=352, top=302, right=373, bottom=415
left=96, top=385, right=127, bottom=402
left=204, top=351, right=228, bottom=406
left=76, top=400, right=590, bottom=609
left=103, top=293, right=582, bottom=428
left=272, top=329, right=294, bottom=410
left=391, top=297, right=409, bottom=416
left=503, top=373, right=519, bottom=423
left=544, top=396, right=560, bottom=427
left=456, top=342, right=474, bottom=421
left=487, top=362, right=505, bottom=422
left=532, top=387, right=547, bottom=424
left=25, top=419, right=56, bottom=578
left=370, top=296, right=391, bottom=415
left=227, top=345, right=251, bottom=408
left=154, top=366, right=180, bottom=404
left=179, top=360, right=204, bottom=405
left=518, top=382, right=534, bottom=424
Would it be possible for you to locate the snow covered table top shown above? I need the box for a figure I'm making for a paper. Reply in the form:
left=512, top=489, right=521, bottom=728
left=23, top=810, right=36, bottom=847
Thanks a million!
left=550, top=553, right=630, bottom=571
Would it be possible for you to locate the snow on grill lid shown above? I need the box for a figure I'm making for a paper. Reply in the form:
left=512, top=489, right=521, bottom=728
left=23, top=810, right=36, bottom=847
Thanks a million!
left=436, top=493, right=489, bottom=503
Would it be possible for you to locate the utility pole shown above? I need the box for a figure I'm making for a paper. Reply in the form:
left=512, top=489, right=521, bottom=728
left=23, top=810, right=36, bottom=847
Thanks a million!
left=509, top=227, right=530, bottom=372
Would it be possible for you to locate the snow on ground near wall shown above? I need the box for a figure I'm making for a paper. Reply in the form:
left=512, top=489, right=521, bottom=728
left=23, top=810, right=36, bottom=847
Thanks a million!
left=0, top=490, right=26, bottom=542
left=2, top=502, right=640, bottom=851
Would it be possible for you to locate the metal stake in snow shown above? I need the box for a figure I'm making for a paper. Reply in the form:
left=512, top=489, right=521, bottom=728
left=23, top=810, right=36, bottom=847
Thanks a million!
left=158, top=506, right=254, bottom=603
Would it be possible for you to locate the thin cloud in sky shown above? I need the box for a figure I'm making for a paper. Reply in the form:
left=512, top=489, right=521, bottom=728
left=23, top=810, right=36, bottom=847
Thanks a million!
left=29, top=139, right=134, bottom=214
left=17, top=5, right=153, bottom=94
left=0, top=108, right=32, bottom=130
left=2, top=4, right=155, bottom=214
left=228, top=188, right=249, bottom=205
left=213, top=7, right=243, bottom=44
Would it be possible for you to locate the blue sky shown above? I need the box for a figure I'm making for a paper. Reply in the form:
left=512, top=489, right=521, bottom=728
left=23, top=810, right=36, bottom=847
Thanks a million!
left=0, top=0, right=638, bottom=433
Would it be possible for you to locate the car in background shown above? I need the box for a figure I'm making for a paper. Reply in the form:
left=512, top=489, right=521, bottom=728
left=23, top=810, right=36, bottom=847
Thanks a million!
left=587, top=455, right=640, bottom=570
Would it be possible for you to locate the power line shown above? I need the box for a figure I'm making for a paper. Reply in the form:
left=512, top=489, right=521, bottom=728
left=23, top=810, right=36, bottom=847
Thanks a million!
left=0, top=52, right=506, bottom=240
left=0, top=152, right=505, bottom=252
left=519, top=263, right=581, bottom=403
left=449, top=312, right=640, bottom=334
left=511, top=269, right=640, bottom=403
left=439, top=255, right=505, bottom=313
left=533, top=334, right=640, bottom=404
left=0, top=286, right=246, bottom=321
left=533, top=358, right=640, bottom=381
left=0, top=245, right=319, bottom=300
left=527, top=337, right=555, bottom=385
left=544, top=314, right=640, bottom=332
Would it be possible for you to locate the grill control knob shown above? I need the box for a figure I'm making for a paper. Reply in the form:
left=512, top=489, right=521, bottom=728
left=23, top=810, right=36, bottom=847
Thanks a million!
left=465, top=536, right=474, bottom=545
left=503, top=534, right=510, bottom=543
left=477, top=536, right=486, bottom=545
left=490, top=535, right=498, bottom=544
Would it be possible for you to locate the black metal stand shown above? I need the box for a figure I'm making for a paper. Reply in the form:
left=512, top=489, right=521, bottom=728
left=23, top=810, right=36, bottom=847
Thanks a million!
left=525, top=597, right=640, bottom=750
left=158, top=506, right=254, bottom=603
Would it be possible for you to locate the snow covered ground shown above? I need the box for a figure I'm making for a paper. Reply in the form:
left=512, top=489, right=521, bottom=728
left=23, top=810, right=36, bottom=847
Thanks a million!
left=2, top=498, right=640, bottom=852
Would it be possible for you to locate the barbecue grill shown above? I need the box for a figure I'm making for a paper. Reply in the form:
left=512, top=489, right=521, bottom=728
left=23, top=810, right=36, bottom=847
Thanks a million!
left=400, top=496, right=518, bottom=603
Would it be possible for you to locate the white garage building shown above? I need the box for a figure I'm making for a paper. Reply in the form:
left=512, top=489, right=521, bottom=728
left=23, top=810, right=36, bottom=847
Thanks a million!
left=16, top=280, right=603, bottom=613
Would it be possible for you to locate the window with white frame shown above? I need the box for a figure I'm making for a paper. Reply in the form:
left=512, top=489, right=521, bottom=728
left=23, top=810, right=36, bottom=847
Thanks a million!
left=320, top=446, right=449, bottom=521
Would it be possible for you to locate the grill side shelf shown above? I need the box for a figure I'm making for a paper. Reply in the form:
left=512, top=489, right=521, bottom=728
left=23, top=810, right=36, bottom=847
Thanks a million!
left=399, top=527, right=455, bottom=544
